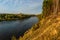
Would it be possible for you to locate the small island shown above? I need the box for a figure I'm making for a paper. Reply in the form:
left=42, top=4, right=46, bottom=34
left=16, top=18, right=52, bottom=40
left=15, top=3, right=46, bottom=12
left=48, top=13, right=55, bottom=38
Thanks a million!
left=0, top=13, right=35, bottom=21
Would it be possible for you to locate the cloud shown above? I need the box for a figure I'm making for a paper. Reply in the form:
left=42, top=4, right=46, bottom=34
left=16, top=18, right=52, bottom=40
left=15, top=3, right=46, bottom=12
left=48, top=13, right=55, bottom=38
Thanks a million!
left=0, top=0, right=43, bottom=14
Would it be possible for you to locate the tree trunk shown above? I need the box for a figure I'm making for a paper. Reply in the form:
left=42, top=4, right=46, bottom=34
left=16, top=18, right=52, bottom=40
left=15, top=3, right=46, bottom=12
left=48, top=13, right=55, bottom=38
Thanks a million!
left=53, top=0, right=59, bottom=14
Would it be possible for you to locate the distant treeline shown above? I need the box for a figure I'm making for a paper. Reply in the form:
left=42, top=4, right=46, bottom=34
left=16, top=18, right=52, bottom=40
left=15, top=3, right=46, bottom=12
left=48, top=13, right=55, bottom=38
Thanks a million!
left=0, top=14, right=35, bottom=21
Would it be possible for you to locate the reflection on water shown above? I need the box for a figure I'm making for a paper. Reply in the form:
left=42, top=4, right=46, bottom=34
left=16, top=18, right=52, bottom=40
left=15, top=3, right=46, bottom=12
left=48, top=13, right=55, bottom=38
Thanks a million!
left=0, top=17, right=38, bottom=40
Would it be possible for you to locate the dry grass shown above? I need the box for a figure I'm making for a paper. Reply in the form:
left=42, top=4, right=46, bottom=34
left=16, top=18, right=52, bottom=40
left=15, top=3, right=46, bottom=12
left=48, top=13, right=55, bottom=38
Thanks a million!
left=18, top=13, right=60, bottom=40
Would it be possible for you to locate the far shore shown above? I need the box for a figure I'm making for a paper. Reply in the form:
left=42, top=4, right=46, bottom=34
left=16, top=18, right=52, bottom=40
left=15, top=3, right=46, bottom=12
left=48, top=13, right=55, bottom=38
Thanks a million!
left=0, top=14, right=36, bottom=21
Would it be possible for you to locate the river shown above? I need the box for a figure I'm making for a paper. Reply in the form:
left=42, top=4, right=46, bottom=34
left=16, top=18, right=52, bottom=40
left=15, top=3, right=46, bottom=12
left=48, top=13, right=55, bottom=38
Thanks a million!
left=0, top=17, right=38, bottom=40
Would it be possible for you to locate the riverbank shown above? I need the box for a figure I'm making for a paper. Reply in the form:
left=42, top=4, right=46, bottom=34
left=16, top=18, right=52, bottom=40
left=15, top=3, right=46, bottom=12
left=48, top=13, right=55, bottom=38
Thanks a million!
left=0, top=14, right=35, bottom=21
left=18, top=13, right=60, bottom=40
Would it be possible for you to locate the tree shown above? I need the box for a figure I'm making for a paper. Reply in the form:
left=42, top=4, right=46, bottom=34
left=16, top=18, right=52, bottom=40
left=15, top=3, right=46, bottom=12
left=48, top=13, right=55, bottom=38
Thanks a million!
left=42, top=0, right=53, bottom=17
left=42, top=0, right=60, bottom=17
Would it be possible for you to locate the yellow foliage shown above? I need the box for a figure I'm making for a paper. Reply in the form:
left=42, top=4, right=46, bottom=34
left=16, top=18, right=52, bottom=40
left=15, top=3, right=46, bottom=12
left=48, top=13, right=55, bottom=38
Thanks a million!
left=11, top=36, right=16, bottom=40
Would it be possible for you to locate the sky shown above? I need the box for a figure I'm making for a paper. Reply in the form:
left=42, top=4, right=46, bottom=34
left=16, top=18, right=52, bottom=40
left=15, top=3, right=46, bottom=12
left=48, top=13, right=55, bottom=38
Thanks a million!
left=0, top=0, right=43, bottom=14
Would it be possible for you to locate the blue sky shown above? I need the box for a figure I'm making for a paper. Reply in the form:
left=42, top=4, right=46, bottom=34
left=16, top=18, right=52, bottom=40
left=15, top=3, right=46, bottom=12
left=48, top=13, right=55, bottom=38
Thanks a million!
left=0, top=0, right=43, bottom=14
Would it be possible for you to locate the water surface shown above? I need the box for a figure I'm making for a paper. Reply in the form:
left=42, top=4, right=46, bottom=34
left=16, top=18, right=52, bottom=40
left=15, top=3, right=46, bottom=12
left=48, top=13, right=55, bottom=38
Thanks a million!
left=0, top=17, right=38, bottom=40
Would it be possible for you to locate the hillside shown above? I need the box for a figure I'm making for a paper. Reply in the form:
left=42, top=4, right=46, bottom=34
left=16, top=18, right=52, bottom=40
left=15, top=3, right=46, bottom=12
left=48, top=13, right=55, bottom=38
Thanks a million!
left=18, top=13, right=60, bottom=40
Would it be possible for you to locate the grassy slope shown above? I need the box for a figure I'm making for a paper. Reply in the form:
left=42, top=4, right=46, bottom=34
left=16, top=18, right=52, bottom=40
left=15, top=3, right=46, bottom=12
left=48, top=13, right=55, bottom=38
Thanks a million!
left=18, top=13, right=60, bottom=40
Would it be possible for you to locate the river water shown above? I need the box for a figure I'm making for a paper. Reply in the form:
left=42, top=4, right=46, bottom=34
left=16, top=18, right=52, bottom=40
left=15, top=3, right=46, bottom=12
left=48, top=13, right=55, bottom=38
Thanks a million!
left=0, top=17, right=38, bottom=40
